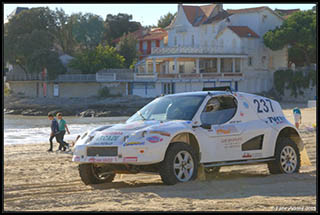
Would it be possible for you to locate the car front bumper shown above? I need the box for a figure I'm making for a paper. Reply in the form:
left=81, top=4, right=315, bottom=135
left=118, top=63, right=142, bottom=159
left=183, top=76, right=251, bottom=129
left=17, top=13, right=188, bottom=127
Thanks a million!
left=72, top=142, right=166, bottom=165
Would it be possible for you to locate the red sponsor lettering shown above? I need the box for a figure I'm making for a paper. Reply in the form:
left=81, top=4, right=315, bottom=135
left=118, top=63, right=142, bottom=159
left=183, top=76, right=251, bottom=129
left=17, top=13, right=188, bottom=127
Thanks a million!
left=123, top=157, right=138, bottom=162
left=242, top=153, right=252, bottom=158
left=88, top=157, right=95, bottom=162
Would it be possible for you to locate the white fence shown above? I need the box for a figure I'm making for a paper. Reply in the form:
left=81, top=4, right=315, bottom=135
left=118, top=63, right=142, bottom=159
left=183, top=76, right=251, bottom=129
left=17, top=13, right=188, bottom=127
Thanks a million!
left=96, top=73, right=116, bottom=82
left=151, top=46, right=247, bottom=55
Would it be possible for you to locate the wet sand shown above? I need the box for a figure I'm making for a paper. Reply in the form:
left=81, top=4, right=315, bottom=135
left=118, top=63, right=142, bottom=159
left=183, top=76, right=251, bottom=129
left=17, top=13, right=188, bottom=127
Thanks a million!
left=4, top=107, right=316, bottom=211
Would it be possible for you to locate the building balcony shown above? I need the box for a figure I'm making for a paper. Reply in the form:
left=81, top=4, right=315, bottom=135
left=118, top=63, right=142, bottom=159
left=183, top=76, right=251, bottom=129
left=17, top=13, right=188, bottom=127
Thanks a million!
left=151, top=46, right=248, bottom=55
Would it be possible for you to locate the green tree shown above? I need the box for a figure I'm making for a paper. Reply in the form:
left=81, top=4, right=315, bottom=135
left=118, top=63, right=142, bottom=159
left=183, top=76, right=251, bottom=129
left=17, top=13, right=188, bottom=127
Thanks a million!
left=263, top=10, right=316, bottom=66
left=68, top=44, right=125, bottom=74
left=118, top=33, right=139, bottom=68
left=4, top=7, right=65, bottom=78
left=52, top=8, right=77, bottom=55
left=28, top=49, right=66, bottom=80
left=71, top=13, right=105, bottom=50
left=157, top=12, right=176, bottom=28
left=103, top=13, right=141, bottom=45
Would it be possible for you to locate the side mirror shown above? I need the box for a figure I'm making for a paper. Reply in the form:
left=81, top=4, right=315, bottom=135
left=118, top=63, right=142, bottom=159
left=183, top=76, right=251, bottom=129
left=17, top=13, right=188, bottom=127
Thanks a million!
left=200, top=123, right=211, bottom=130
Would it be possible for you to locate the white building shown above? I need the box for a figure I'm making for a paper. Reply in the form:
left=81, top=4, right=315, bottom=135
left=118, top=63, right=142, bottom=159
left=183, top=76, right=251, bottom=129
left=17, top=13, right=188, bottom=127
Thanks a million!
left=134, top=4, right=288, bottom=97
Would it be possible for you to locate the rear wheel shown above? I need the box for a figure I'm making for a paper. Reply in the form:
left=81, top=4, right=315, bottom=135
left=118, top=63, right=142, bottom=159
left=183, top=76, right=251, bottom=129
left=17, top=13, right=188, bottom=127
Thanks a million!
left=78, top=163, right=116, bottom=185
left=159, top=142, right=198, bottom=185
left=268, top=137, right=300, bottom=174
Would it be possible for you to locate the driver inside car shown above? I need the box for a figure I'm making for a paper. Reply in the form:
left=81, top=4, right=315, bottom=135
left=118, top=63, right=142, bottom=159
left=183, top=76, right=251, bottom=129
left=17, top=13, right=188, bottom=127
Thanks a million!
left=205, top=98, right=220, bottom=112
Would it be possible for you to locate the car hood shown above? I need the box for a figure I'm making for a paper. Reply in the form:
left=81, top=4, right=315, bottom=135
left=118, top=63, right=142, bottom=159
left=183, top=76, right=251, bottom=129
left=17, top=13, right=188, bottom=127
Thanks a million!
left=85, top=120, right=192, bottom=146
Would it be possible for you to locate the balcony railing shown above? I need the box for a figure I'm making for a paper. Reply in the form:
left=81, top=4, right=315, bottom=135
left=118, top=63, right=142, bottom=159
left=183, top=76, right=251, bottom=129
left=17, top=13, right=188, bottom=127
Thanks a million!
left=151, top=46, right=248, bottom=55
left=134, top=72, right=243, bottom=81
left=134, top=73, right=158, bottom=81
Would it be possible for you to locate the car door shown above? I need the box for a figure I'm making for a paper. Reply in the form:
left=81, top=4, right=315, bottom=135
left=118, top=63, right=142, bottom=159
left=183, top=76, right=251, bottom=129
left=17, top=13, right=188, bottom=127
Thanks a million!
left=195, top=95, right=246, bottom=162
left=242, top=94, right=282, bottom=158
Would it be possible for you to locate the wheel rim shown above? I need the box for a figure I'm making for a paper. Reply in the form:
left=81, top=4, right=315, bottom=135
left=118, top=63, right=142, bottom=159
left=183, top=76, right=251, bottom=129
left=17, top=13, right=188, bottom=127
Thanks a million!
left=173, top=151, right=194, bottom=182
left=280, top=146, right=297, bottom=173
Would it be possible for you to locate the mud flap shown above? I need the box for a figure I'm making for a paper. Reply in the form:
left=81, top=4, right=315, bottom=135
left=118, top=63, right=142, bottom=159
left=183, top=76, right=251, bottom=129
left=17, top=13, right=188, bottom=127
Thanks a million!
left=197, top=164, right=206, bottom=181
left=300, top=147, right=311, bottom=166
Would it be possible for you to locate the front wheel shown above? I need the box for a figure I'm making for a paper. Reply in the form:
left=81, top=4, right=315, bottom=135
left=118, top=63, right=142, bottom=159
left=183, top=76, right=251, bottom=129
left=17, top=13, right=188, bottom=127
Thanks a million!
left=267, top=138, right=301, bottom=174
left=159, top=142, right=198, bottom=185
left=78, top=163, right=116, bottom=185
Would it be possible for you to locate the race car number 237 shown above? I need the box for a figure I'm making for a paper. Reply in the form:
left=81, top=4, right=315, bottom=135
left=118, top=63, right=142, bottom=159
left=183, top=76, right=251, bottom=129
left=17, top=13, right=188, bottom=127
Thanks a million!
left=253, top=98, right=274, bottom=113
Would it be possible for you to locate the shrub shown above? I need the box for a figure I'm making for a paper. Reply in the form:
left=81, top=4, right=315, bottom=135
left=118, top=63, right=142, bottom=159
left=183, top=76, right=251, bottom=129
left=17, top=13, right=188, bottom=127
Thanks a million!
left=274, top=69, right=316, bottom=98
left=4, top=85, right=10, bottom=96
left=98, top=86, right=110, bottom=98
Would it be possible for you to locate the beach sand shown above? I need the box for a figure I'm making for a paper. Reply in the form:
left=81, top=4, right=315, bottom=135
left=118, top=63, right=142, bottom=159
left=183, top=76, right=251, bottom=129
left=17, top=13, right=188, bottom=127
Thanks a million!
left=4, top=107, right=316, bottom=211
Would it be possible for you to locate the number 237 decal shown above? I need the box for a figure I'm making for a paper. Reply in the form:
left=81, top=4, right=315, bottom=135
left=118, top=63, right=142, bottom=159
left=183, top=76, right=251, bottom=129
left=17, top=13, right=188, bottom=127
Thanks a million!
left=253, top=98, right=274, bottom=113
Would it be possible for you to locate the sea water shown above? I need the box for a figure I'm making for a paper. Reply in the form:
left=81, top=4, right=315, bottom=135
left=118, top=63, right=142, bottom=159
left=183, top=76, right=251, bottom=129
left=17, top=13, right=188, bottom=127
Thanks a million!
left=4, top=115, right=128, bottom=145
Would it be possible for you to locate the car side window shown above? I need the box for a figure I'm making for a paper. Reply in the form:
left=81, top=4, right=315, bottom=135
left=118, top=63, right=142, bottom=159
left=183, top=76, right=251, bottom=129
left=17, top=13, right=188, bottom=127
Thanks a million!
left=200, top=95, right=237, bottom=125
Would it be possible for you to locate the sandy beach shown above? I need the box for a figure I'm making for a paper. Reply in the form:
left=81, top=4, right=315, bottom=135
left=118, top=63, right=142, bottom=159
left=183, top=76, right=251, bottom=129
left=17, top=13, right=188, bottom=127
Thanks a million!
left=4, top=107, right=317, bottom=211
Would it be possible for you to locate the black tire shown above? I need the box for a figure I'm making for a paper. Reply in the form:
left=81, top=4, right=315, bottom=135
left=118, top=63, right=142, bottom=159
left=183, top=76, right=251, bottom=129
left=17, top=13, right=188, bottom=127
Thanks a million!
left=159, top=142, right=198, bottom=185
left=268, top=137, right=300, bottom=174
left=78, top=163, right=116, bottom=185
left=204, top=166, right=221, bottom=174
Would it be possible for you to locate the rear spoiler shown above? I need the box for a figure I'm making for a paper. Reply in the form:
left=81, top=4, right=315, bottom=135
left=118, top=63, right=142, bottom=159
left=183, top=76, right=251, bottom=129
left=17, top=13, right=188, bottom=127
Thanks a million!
left=202, top=86, right=235, bottom=93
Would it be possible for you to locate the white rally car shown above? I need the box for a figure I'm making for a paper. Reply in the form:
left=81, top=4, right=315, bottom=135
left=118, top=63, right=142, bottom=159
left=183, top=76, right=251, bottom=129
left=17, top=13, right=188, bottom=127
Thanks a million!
left=73, top=89, right=305, bottom=185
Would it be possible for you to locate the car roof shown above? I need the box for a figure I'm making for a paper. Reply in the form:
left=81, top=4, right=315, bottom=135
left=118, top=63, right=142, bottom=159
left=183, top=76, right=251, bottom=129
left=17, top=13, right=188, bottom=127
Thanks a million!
left=165, top=91, right=231, bottom=97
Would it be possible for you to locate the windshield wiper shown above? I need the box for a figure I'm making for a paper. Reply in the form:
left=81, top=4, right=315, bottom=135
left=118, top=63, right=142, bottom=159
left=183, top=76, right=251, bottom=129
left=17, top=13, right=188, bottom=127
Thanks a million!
left=137, top=111, right=146, bottom=121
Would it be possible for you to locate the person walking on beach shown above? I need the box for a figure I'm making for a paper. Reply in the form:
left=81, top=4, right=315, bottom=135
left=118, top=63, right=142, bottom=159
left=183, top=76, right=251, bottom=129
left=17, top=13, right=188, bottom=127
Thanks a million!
left=47, top=113, right=60, bottom=152
left=293, top=107, right=302, bottom=129
left=56, top=112, right=70, bottom=151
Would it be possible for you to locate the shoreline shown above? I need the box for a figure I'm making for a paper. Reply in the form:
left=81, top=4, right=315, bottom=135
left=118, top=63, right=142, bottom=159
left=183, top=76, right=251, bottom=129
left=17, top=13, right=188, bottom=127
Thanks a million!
left=4, top=95, right=153, bottom=117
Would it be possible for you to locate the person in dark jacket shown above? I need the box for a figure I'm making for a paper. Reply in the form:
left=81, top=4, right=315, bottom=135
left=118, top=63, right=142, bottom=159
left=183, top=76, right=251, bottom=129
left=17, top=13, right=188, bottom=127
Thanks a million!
left=47, top=113, right=67, bottom=152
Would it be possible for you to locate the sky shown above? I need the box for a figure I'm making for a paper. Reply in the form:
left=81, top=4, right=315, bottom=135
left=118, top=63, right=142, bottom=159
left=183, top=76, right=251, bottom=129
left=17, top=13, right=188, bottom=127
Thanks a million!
left=3, top=3, right=316, bottom=26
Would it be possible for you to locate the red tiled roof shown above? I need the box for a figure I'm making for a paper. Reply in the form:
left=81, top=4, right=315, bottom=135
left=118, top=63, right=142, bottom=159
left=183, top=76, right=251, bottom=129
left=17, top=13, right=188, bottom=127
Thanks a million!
left=112, top=28, right=167, bottom=44
left=275, top=9, right=300, bottom=15
left=228, top=26, right=259, bottom=38
left=227, top=6, right=267, bottom=14
left=112, top=28, right=145, bottom=43
left=182, top=4, right=217, bottom=26
left=140, top=29, right=167, bottom=41
left=204, top=10, right=231, bottom=24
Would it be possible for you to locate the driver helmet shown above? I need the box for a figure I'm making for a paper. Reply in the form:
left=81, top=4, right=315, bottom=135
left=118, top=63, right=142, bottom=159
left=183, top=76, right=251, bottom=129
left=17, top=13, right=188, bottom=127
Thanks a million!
left=206, top=98, right=220, bottom=112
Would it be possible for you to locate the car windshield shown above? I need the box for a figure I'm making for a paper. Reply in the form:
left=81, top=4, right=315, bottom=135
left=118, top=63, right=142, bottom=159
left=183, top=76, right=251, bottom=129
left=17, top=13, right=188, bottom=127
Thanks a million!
left=126, top=95, right=206, bottom=123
